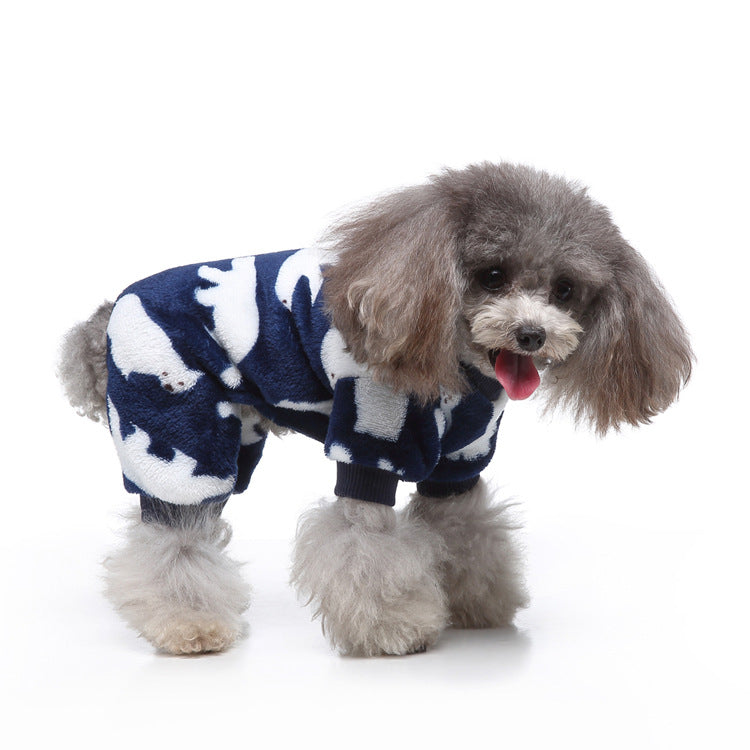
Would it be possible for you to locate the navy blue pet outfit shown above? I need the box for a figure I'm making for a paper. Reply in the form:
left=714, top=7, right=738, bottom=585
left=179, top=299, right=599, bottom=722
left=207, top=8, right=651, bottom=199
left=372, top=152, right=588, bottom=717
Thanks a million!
left=105, top=248, right=508, bottom=522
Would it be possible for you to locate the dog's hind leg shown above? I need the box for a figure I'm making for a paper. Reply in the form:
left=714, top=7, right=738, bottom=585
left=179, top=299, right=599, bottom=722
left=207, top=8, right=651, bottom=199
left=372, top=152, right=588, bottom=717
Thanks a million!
left=291, top=496, right=449, bottom=656
left=404, top=479, right=529, bottom=629
left=104, top=500, right=250, bottom=654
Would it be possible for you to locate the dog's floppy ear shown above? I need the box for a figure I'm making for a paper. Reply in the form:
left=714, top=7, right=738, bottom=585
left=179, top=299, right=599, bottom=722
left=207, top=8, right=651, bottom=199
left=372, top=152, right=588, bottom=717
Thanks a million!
left=323, top=183, right=466, bottom=402
left=548, top=242, right=693, bottom=434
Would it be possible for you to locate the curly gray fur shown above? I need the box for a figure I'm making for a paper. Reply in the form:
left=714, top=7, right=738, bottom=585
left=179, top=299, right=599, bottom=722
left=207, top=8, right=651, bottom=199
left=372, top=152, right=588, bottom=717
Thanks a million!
left=324, top=161, right=693, bottom=429
left=405, top=480, right=529, bottom=628
left=58, top=300, right=113, bottom=424
left=291, top=497, right=449, bottom=656
left=104, top=507, right=250, bottom=654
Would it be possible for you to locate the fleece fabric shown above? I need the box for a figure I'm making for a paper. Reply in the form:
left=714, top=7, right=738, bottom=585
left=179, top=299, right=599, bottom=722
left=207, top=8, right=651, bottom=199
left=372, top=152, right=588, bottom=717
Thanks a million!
left=105, top=247, right=508, bottom=508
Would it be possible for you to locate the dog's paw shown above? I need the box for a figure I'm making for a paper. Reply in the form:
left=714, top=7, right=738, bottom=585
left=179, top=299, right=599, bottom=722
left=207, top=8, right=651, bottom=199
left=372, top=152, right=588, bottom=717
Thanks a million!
left=291, top=497, right=449, bottom=656
left=104, top=508, right=251, bottom=655
left=144, top=610, right=244, bottom=654
left=323, top=569, right=447, bottom=657
left=446, top=568, right=528, bottom=629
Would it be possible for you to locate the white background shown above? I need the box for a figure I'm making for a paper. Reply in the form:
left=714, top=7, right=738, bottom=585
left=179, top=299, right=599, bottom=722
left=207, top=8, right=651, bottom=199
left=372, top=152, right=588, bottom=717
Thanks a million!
left=1, top=1, right=747, bottom=747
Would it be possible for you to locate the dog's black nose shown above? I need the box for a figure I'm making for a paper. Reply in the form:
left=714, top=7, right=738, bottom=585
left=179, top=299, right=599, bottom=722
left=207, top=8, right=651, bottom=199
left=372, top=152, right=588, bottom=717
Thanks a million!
left=515, top=325, right=546, bottom=352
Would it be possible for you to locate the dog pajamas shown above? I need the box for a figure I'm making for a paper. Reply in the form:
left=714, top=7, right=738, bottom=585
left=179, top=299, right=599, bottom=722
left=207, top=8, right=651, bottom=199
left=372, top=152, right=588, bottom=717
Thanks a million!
left=105, top=248, right=508, bottom=522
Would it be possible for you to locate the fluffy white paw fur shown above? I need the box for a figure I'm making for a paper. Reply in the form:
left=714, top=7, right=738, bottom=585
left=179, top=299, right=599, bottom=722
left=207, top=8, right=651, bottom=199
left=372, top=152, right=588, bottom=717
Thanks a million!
left=405, top=480, right=529, bottom=628
left=291, top=497, right=449, bottom=656
left=104, top=508, right=250, bottom=654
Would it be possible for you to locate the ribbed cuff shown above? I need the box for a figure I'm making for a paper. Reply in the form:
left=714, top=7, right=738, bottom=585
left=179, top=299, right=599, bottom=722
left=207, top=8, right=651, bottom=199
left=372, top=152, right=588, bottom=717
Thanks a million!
left=416, top=475, right=480, bottom=499
left=334, top=463, right=400, bottom=506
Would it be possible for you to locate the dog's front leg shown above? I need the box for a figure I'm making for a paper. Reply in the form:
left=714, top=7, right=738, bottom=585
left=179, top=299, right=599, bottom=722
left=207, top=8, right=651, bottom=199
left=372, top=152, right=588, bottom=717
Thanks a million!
left=291, top=497, right=449, bottom=656
left=104, top=500, right=250, bottom=654
left=404, top=480, right=529, bottom=628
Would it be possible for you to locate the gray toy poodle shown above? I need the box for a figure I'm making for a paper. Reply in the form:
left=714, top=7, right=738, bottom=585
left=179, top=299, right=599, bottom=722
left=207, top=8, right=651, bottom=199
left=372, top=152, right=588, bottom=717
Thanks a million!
left=59, top=162, right=693, bottom=656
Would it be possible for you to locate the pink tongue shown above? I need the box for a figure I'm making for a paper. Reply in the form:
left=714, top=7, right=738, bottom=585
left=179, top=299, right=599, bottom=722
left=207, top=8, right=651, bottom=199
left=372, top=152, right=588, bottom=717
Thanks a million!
left=494, top=350, right=541, bottom=400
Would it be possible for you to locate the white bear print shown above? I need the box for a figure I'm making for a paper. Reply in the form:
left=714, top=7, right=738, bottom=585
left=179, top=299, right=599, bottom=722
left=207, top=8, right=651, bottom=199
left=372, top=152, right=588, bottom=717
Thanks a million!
left=275, top=247, right=328, bottom=310
left=434, top=391, right=462, bottom=439
left=108, top=400, right=235, bottom=504
left=320, top=328, right=367, bottom=387
left=445, top=391, right=508, bottom=462
left=108, top=294, right=202, bottom=393
left=321, top=327, right=408, bottom=442
left=327, top=442, right=353, bottom=464
left=377, top=459, right=405, bottom=476
left=275, top=398, right=333, bottom=415
left=217, top=402, right=268, bottom=445
left=196, top=256, right=259, bottom=388
left=353, top=378, right=408, bottom=442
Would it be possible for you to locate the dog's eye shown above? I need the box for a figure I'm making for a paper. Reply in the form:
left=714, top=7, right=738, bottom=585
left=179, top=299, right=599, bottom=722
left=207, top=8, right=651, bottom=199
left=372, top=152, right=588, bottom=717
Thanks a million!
left=553, top=279, right=574, bottom=303
left=477, top=267, right=505, bottom=292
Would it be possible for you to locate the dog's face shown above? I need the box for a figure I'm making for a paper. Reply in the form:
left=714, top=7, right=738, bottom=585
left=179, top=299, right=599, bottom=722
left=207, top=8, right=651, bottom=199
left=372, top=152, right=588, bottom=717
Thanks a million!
left=324, top=162, right=693, bottom=433
left=459, top=194, right=609, bottom=400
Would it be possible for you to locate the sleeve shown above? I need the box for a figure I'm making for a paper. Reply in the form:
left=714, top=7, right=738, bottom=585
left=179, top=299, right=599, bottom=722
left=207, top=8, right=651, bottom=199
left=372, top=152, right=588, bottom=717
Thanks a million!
left=324, top=375, right=443, bottom=505
left=416, top=389, right=507, bottom=499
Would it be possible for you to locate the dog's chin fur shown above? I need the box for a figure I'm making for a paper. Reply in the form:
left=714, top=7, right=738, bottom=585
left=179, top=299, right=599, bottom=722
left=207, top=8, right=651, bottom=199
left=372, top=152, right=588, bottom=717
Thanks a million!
left=103, top=507, right=250, bottom=654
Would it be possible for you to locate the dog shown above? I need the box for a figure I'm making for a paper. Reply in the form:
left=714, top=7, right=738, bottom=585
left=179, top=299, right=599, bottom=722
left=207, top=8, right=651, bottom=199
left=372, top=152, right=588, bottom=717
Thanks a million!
left=59, top=162, right=693, bottom=656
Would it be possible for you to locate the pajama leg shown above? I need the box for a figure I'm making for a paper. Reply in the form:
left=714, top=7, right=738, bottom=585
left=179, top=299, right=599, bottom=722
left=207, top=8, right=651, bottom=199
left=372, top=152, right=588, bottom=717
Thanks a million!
left=233, top=404, right=269, bottom=495
left=106, top=353, right=263, bottom=508
left=133, top=405, right=268, bottom=525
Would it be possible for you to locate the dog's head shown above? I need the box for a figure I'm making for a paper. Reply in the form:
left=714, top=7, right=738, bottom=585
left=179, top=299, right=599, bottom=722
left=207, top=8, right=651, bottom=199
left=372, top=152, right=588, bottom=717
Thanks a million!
left=323, top=162, right=693, bottom=434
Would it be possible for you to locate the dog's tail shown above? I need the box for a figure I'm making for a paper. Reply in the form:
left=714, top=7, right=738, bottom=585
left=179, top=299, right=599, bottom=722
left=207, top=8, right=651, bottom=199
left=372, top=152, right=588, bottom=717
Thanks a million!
left=58, top=301, right=114, bottom=425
